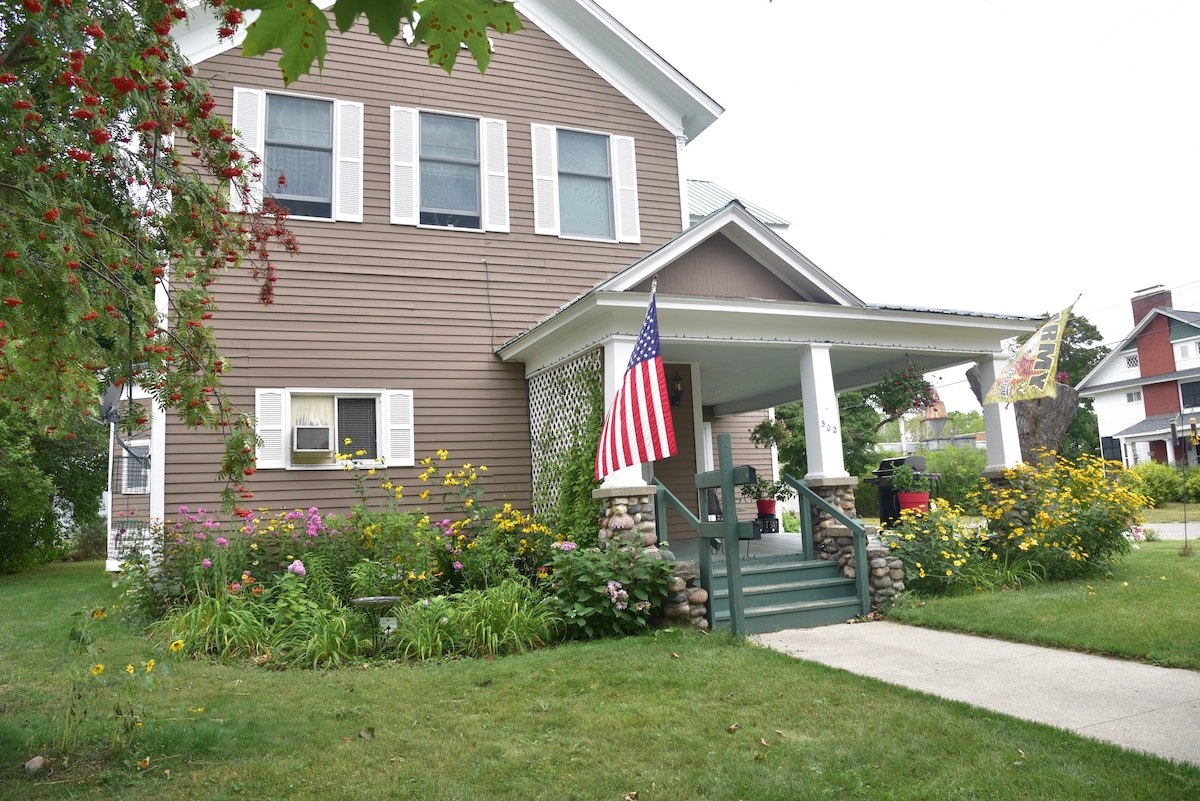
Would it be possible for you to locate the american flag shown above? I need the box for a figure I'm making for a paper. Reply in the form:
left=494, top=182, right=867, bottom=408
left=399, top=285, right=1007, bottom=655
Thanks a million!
left=595, top=292, right=678, bottom=481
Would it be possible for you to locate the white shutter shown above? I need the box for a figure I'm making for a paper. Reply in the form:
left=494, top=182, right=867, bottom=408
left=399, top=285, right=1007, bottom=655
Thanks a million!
left=384, top=390, right=415, bottom=466
left=481, top=117, right=510, bottom=232
left=255, top=389, right=286, bottom=469
left=334, top=100, right=363, bottom=222
left=231, top=88, right=265, bottom=212
left=612, top=135, right=640, bottom=243
left=530, top=124, right=558, bottom=236
left=390, top=107, right=418, bottom=225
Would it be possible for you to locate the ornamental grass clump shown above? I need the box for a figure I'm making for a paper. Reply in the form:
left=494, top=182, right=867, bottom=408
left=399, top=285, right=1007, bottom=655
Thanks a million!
left=969, top=452, right=1150, bottom=580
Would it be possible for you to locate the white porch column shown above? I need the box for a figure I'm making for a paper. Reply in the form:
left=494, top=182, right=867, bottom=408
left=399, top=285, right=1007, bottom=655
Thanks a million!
left=798, top=344, right=848, bottom=479
left=978, top=354, right=1024, bottom=473
left=599, top=335, right=648, bottom=488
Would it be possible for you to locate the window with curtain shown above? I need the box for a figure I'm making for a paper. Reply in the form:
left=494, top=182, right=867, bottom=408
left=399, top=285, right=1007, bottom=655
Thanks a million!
left=557, top=130, right=613, bottom=239
left=265, top=94, right=334, bottom=218
left=420, top=113, right=481, bottom=228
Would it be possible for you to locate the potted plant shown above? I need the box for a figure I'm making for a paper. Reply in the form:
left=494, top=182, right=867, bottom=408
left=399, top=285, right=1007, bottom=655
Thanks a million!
left=891, top=463, right=931, bottom=513
left=740, top=476, right=796, bottom=516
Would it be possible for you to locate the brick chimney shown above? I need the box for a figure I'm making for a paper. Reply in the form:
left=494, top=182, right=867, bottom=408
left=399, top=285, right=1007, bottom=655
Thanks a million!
left=1131, top=285, right=1174, bottom=325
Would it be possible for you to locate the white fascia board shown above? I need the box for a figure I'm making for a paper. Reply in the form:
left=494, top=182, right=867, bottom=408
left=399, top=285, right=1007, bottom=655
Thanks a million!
left=518, top=0, right=722, bottom=141
left=176, top=2, right=335, bottom=65
left=499, top=291, right=1037, bottom=375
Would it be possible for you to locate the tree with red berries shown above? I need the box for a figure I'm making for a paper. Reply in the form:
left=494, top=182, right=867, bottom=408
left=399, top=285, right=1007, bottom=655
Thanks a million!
left=0, top=1, right=520, bottom=514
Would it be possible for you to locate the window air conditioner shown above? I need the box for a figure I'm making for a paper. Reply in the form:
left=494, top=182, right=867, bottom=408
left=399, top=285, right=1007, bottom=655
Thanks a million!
left=293, top=425, right=333, bottom=452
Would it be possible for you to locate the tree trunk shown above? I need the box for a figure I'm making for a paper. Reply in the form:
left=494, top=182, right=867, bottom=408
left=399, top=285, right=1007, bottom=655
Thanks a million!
left=966, top=367, right=1079, bottom=462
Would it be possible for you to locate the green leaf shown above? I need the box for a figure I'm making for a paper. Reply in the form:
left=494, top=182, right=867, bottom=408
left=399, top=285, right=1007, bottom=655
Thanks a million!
left=412, top=0, right=524, bottom=74
left=238, top=0, right=333, bottom=86
left=332, top=0, right=417, bottom=45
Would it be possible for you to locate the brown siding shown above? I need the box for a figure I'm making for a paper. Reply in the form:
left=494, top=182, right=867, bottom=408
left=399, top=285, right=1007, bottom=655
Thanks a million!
left=710, top=411, right=775, bottom=520
left=635, top=234, right=807, bottom=301
left=165, top=18, right=685, bottom=519
left=650, top=364, right=700, bottom=543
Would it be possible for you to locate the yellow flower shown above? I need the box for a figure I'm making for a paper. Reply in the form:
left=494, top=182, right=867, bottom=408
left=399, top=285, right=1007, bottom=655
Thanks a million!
left=437, top=449, right=449, bottom=460
left=170, top=639, right=185, bottom=652
left=367, top=468, right=376, bottom=475
left=344, top=437, right=352, bottom=445
left=91, top=663, right=104, bottom=676
left=188, top=707, right=205, bottom=713
left=126, top=664, right=135, bottom=675
left=91, top=607, right=108, bottom=620
left=145, top=659, right=156, bottom=673
left=420, top=489, right=430, bottom=500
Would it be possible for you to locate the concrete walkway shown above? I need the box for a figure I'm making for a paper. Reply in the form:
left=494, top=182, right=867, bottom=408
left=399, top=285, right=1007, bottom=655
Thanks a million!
left=753, top=622, right=1200, bottom=767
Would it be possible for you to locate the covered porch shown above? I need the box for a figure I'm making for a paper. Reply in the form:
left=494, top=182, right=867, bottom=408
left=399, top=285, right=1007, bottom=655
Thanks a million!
left=499, top=202, right=1040, bottom=553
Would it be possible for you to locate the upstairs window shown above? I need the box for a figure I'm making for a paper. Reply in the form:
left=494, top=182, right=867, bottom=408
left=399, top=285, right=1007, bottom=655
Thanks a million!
left=1182, top=381, right=1200, bottom=410
left=1124, top=353, right=1140, bottom=370
left=419, top=113, right=481, bottom=228
left=264, top=94, right=333, bottom=219
left=391, top=108, right=509, bottom=231
left=231, top=88, right=363, bottom=222
left=557, top=130, right=614, bottom=238
left=531, top=124, right=640, bottom=243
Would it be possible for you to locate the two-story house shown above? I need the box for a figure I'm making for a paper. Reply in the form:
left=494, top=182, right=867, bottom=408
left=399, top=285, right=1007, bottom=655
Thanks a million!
left=106, top=1, right=1037, bottom=569
left=1078, top=285, right=1200, bottom=466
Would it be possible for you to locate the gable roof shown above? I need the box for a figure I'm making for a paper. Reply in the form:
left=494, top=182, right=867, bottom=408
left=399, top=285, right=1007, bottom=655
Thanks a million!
left=498, top=201, right=1038, bottom=413
left=1078, top=306, right=1200, bottom=392
left=173, top=0, right=722, bottom=141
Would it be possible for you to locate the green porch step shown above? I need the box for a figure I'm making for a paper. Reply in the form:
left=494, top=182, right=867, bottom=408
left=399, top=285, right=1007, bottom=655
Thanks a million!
left=709, top=556, right=862, bottom=634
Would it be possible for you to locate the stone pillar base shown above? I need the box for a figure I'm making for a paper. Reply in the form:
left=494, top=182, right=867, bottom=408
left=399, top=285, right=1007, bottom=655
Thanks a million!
left=592, top=485, right=660, bottom=551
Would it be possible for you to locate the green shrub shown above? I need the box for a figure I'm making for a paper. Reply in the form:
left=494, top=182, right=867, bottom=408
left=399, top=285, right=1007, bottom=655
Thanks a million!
left=921, top=447, right=989, bottom=512
left=548, top=542, right=673, bottom=639
left=971, top=453, right=1148, bottom=580
left=1130, top=461, right=1183, bottom=505
left=1185, top=470, right=1200, bottom=503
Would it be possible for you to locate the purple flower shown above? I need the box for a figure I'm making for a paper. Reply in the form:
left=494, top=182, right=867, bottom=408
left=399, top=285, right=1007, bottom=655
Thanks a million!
left=201, top=558, right=212, bottom=569
left=288, top=559, right=306, bottom=577
left=552, top=541, right=577, bottom=551
left=452, top=561, right=463, bottom=572
left=178, top=505, right=190, bottom=514
left=216, top=537, right=229, bottom=548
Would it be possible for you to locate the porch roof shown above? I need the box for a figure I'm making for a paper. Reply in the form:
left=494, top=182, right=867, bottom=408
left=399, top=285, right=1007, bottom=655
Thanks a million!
left=497, top=203, right=1040, bottom=416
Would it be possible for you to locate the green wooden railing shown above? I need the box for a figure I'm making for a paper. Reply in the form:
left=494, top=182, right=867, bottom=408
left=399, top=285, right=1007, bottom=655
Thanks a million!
left=650, top=434, right=872, bottom=636
left=781, top=474, right=871, bottom=617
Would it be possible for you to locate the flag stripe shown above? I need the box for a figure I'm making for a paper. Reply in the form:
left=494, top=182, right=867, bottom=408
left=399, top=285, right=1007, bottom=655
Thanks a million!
left=595, top=292, right=679, bottom=481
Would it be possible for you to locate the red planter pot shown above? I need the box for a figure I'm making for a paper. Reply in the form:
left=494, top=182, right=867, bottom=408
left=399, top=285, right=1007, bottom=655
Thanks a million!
left=755, top=499, right=778, bottom=516
left=896, top=492, right=930, bottom=514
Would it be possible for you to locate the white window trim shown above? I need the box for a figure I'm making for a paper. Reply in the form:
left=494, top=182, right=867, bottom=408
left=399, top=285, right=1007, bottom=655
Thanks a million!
left=390, top=107, right=509, bottom=232
left=255, top=388, right=414, bottom=470
left=231, top=88, right=363, bottom=222
left=530, top=123, right=640, bottom=243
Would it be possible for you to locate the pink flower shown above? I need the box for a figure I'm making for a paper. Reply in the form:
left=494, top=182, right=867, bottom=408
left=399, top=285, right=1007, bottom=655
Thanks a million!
left=202, top=558, right=212, bottom=569
left=453, top=561, right=463, bottom=572
left=287, top=559, right=305, bottom=576
left=216, top=537, right=228, bottom=548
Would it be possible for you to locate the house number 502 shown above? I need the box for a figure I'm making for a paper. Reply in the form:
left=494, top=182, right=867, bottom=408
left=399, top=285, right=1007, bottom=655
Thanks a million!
left=822, top=421, right=838, bottom=434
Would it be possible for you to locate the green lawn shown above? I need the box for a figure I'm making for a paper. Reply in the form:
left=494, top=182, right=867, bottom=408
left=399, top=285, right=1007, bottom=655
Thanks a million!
left=887, top=541, right=1200, bottom=669
left=3, top=560, right=1200, bottom=799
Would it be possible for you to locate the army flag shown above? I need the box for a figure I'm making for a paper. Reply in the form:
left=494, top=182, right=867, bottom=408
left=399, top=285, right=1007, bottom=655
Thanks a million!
left=984, top=305, right=1074, bottom=405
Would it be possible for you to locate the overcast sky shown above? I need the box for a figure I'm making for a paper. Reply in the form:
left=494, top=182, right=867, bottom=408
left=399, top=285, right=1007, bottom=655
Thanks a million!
left=593, top=0, right=1200, bottom=410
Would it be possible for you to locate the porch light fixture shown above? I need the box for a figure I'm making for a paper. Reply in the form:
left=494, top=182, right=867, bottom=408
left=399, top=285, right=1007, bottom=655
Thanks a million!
left=670, top=371, right=684, bottom=407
